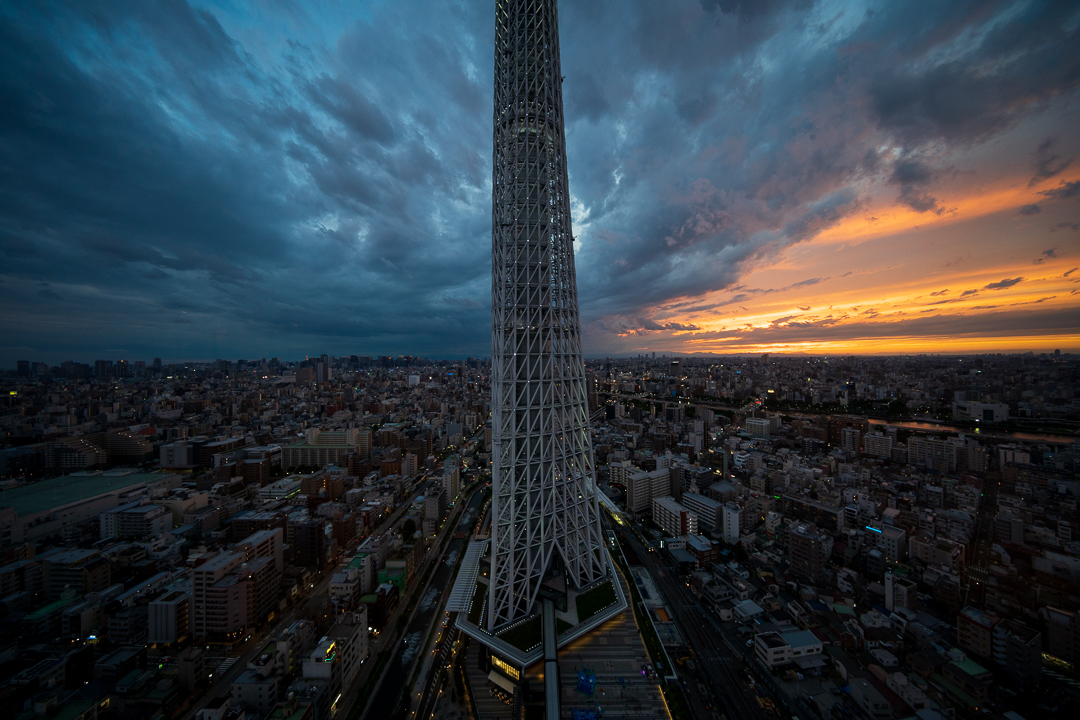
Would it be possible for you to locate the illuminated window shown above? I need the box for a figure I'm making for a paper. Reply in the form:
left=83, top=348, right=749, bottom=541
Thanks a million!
left=492, top=656, right=520, bottom=681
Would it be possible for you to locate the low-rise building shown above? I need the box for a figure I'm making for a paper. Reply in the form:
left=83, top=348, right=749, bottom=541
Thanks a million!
left=753, top=629, right=823, bottom=668
left=942, top=658, right=993, bottom=705
left=849, top=677, right=891, bottom=720
left=232, top=668, right=279, bottom=716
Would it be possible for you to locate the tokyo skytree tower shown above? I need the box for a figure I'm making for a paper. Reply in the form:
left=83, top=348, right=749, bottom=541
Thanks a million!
left=488, top=0, right=610, bottom=631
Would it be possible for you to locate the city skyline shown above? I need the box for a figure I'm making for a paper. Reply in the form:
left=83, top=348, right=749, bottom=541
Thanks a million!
left=2, top=1, right=1079, bottom=363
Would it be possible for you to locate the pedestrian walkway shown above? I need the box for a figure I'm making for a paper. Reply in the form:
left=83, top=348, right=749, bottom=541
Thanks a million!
left=465, top=638, right=517, bottom=719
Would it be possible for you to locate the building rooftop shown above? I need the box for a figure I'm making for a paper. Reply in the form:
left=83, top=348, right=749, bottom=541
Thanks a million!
left=41, top=548, right=99, bottom=565
left=0, top=472, right=173, bottom=518
left=782, top=629, right=821, bottom=648
left=958, top=605, right=997, bottom=628
left=682, top=492, right=722, bottom=510
left=757, top=631, right=788, bottom=649
left=24, top=597, right=75, bottom=620
left=950, top=658, right=991, bottom=678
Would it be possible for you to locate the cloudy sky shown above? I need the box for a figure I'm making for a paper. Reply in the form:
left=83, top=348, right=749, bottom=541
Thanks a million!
left=2, top=0, right=1078, bottom=365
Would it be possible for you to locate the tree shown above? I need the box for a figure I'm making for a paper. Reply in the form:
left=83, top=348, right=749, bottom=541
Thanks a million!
left=402, top=518, right=417, bottom=538
left=887, top=399, right=909, bottom=417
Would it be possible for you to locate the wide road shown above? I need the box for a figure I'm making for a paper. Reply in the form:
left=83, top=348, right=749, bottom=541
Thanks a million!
left=963, top=471, right=1000, bottom=608
left=336, top=476, right=477, bottom=720
left=354, top=484, right=487, bottom=719
left=411, top=503, right=492, bottom=720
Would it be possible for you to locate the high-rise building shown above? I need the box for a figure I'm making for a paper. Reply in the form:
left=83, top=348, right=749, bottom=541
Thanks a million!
left=486, top=0, right=615, bottom=632
left=1045, top=606, right=1078, bottom=664
left=884, top=571, right=917, bottom=612
left=992, top=619, right=1041, bottom=688
left=237, top=528, right=285, bottom=572
left=99, top=501, right=172, bottom=540
left=442, top=458, right=461, bottom=502
left=192, top=551, right=245, bottom=641
left=681, top=492, right=722, bottom=536
left=423, top=488, right=446, bottom=538
left=652, top=496, right=698, bottom=537
left=957, top=605, right=999, bottom=660
left=840, top=426, right=861, bottom=453
left=148, top=589, right=191, bottom=645
left=626, top=467, right=671, bottom=515
left=723, top=501, right=741, bottom=545
left=788, top=524, right=831, bottom=581
left=43, top=549, right=112, bottom=600
left=863, top=432, right=893, bottom=458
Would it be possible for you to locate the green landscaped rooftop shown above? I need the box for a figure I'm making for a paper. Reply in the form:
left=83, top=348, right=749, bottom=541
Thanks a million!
left=267, top=703, right=313, bottom=720
left=951, top=657, right=990, bottom=677
left=0, top=472, right=172, bottom=518
left=25, top=597, right=75, bottom=620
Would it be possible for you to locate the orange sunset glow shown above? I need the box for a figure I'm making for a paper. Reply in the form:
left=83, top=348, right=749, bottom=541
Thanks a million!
left=582, top=160, right=1080, bottom=356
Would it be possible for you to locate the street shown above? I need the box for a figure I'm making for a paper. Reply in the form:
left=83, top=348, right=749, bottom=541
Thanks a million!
left=354, top=485, right=486, bottom=719
left=962, top=473, right=999, bottom=608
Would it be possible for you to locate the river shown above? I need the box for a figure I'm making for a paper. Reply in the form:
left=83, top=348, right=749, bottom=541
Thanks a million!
left=786, top=414, right=1080, bottom=442
left=864, top=418, right=1077, bottom=443
left=778, top=410, right=1077, bottom=443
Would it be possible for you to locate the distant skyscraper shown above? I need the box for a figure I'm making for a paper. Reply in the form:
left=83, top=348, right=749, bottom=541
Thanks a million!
left=488, top=0, right=609, bottom=630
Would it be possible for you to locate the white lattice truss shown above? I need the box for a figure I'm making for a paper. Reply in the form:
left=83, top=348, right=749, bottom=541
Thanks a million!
left=488, top=0, right=608, bottom=633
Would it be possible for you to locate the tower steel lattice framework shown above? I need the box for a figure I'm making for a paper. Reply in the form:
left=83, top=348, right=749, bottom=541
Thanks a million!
left=488, top=0, right=609, bottom=632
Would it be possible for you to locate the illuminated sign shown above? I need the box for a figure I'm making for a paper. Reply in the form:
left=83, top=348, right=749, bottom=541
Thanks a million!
left=491, top=656, right=520, bottom=681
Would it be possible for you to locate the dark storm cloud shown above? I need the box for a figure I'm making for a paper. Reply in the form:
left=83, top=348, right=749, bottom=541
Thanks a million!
left=1018, top=204, right=1042, bottom=215
left=687, top=307, right=1077, bottom=346
left=1, top=0, right=1078, bottom=363
left=984, top=277, right=1023, bottom=290
left=1030, top=139, right=1073, bottom=187
left=889, top=159, right=943, bottom=214
left=866, top=2, right=1080, bottom=144
left=1039, top=180, right=1080, bottom=201
left=0, top=0, right=493, bottom=362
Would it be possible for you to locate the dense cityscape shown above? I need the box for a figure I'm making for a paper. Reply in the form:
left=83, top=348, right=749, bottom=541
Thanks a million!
left=0, top=352, right=1077, bottom=719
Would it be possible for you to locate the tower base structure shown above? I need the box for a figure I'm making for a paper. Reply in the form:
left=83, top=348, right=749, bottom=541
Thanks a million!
left=449, top=538, right=627, bottom=679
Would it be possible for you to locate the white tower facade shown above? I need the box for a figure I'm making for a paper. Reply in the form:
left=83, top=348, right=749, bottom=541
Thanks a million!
left=488, top=0, right=609, bottom=632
